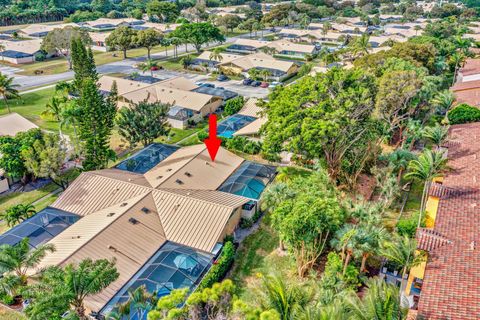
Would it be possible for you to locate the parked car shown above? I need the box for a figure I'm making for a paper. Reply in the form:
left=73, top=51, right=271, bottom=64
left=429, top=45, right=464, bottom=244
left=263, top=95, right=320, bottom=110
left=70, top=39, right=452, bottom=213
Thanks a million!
left=195, top=81, right=204, bottom=86
left=217, top=75, right=230, bottom=81
left=260, top=82, right=269, bottom=88
left=200, top=83, right=215, bottom=88
left=269, top=81, right=282, bottom=88
left=251, top=81, right=261, bottom=87
left=216, top=87, right=224, bottom=90
left=243, top=78, right=253, bottom=85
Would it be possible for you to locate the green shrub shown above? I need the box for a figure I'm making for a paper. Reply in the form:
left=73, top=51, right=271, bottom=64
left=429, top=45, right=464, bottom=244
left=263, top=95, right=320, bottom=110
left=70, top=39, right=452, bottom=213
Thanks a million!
left=224, top=96, right=245, bottom=116
left=198, top=241, right=235, bottom=290
left=397, top=214, right=418, bottom=238
left=225, top=136, right=262, bottom=154
left=447, top=103, right=480, bottom=124
left=197, top=130, right=209, bottom=141
left=0, top=294, right=14, bottom=305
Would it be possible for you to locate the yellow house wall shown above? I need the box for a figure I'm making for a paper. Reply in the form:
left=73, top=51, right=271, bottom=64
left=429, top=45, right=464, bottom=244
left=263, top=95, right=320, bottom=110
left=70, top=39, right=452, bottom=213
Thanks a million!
left=425, top=196, right=440, bottom=228
left=405, top=253, right=427, bottom=295
left=219, top=65, right=243, bottom=75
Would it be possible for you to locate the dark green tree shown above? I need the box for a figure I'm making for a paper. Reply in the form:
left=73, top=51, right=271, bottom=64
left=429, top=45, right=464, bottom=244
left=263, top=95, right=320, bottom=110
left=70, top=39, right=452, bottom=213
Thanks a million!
left=106, top=26, right=137, bottom=59
left=116, top=101, right=170, bottom=147
left=169, top=22, right=225, bottom=52
left=76, top=79, right=116, bottom=171
left=71, top=37, right=97, bottom=92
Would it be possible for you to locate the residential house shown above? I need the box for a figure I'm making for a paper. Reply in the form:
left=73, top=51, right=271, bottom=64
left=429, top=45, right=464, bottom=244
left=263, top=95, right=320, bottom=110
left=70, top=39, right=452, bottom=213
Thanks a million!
left=82, top=18, right=144, bottom=32
left=18, top=23, right=79, bottom=38
left=233, top=98, right=267, bottom=141
left=226, top=39, right=316, bottom=60
left=0, top=113, right=39, bottom=193
left=451, top=80, right=480, bottom=108
left=0, top=39, right=43, bottom=64
left=404, top=123, right=480, bottom=320
left=217, top=52, right=298, bottom=81
left=456, top=58, right=480, bottom=83
left=89, top=32, right=111, bottom=52
left=0, top=143, right=276, bottom=318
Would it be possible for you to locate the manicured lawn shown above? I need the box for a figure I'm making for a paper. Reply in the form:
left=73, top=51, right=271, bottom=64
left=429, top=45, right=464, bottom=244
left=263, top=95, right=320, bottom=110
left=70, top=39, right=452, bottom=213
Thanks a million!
left=178, top=132, right=202, bottom=146
left=157, top=128, right=201, bottom=144
left=0, top=87, right=65, bottom=134
left=403, top=179, right=423, bottom=215
left=2, top=45, right=174, bottom=76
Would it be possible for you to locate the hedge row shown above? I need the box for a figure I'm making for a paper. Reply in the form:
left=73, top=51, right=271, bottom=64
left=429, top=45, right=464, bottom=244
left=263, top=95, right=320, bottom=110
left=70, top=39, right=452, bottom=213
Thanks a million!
left=197, top=241, right=235, bottom=291
left=448, top=103, right=480, bottom=124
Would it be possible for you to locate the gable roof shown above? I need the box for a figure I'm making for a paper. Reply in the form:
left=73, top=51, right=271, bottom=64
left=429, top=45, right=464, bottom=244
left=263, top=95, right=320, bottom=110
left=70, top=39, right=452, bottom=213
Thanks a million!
left=0, top=39, right=42, bottom=55
left=416, top=123, right=480, bottom=320
left=98, top=75, right=150, bottom=95
left=219, top=52, right=296, bottom=73
left=0, top=113, right=38, bottom=136
left=238, top=98, right=263, bottom=118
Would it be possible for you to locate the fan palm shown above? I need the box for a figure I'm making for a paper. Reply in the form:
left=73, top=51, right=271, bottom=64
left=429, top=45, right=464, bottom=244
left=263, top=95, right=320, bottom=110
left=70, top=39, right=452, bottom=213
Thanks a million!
left=260, top=182, right=295, bottom=213
left=431, top=90, right=455, bottom=115
left=209, top=48, right=224, bottom=63
left=258, top=275, right=311, bottom=320
left=0, top=72, right=20, bottom=113
left=260, top=69, right=272, bottom=82
left=1, top=204, right=36, bottom=227
left=138, top=59, right=159, bottom=77
left=127, top=285, right=156, bottom=319
left=405, top=149, right=448, bottom=227
left=423, top=124, right=449, bottom=149
left=0, top=237, right=55, bottom=284
left=345, top=277, right=406, bottom=320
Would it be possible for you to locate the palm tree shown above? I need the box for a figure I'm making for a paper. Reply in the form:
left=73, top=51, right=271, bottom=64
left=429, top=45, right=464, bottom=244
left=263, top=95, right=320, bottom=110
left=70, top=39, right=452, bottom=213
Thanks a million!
left=260, top=69, right=272, bottom=82
left=355, top=224, right=386, bottom=273
left=0, top=72, right=20, bottom=113
left=322, top=22, right=332, bottom=36
left=209, top=48, right=224, bottom=64
left=42, top=95, right=65, bottom=121
left=0, top=237, right=55, bottom=285
left=248, top=68, right=260, bottom=80
left=405, top=149, right=448, bottom=227
left=384, top=148, right=416, bottom=182
left=0, top=274, right=21, bottom=298
left=138, top=59, right=159, bottom=77
left=351, top=33, right=371, bottom=59
left=180, top=55, right=193, bottom=69
left=450, top=51, right=466, bottom=85
left=0, top=204, right=36, bottom=227
left=414, top=25, right=422, bottom=36
left=126, top=285, right=156, bottom=319
left=60, top=101, right=81, bottom=154
left=345, top=277, right=407, bottom=320
left=331, top=224, right=358, bottom=274
left=423, top=124, right=449, bottom=149
left=261, top=183, right=294, bottom=214
left=258, top=274, right=310, bottom=320
left=25, top=259, right=119, bottom=320
left=431, top=90, right=455, bottom=115
left=381, top=235, right=426, bottom=304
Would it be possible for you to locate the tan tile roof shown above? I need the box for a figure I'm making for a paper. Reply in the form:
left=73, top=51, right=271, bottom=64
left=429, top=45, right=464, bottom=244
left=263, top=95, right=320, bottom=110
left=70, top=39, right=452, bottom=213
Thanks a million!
left=19, top=23, right=78, bottom=35
left=219, top=52, right=296, bottom=73
left=156, top=76, right=199, bottom=91
left=97, top=75, right=150, bottom=96
left=196, top=51, right=243, bottom=64
left=0, top=113, right=38, bottom=136
left=86, top=18, right=140, bottom=27
left=416, top=123, right=480, bottom=320
left=89, top=32, right=111, bottom=43
left=451, top=79, right=480, bottom=92
left=146, top=145, right=244, bottom=190
left=121, top=83, right=220, bottom=112
left=233, top=117, right=267, bottom=136
left=0, top=39, right=42, bottom=55
left=238, top=98, right=263, bottom=117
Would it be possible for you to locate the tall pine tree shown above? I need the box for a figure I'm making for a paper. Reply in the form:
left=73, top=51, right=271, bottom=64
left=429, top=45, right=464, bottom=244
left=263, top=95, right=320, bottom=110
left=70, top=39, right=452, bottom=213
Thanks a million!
left=71, top=38, right=97, bottom=93
left=71, top=38, right=116, bottom=170
left=77, top=78, right=116, bottom=170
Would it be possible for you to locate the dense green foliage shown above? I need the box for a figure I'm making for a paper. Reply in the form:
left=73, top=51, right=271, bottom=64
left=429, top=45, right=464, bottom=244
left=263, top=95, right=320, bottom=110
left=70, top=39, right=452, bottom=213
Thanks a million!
left=169, top=22, right=225, bottom=52
left=224, top=96, right=244, bottom=116
left=197, top=241, right=235, bottom=291
left=225, top=136, right=262, bottom=155
left=447, top=103, right=480, bottom=124
left=116, top=101, right=171, bottom=147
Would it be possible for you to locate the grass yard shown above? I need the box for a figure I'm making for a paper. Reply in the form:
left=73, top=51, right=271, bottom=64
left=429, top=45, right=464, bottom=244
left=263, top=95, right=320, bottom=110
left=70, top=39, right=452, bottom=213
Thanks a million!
left=402, top=179, right=423, bottom=216
left=157, top=128, right=201, bottom=144
left=1, top=45, right=174, bottom=76
left=0, top=307, right=26, bottom=320
left=0, top=87, right=67, bottom=134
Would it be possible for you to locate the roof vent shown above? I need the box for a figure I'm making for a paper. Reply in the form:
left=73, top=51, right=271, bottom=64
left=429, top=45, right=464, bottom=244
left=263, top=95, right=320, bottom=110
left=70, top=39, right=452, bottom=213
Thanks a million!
left=128, top=218, right=139, bottom=225
left=141, top=207, right=150, bottom=214
left=166, top=168, right=172, bottom=172
left=185, top=172, right=192, bottom=177
left=72, top=235, right=81, bottom=239
left=107, top=212, right=116, bottom=217
left=156, top=175, right=163, bottom=179
left=120, top=202, right=128, bottom=207
left=175, top=179, right=184, bottom=185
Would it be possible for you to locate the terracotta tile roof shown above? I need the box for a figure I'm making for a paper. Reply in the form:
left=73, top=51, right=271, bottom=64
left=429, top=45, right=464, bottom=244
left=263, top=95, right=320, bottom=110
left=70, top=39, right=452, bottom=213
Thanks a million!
left=417, top=122, right=480, bottom=320
left=451, top=79, right=480, bottom=92
left=459, top=59, right=480, bottom=77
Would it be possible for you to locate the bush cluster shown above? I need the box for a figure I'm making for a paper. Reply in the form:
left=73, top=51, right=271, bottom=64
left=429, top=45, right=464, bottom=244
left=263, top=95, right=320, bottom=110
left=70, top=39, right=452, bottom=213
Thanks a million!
left=225, top=136, right=262, bottom=154
left=224, top=96, right=245, bottom=116
left=447, top=103, right=480, bottom=124
left=197, top=241, right=235, bottom=290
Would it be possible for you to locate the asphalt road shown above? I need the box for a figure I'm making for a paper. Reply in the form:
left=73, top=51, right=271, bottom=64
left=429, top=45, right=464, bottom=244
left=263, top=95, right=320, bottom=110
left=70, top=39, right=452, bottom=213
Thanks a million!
left=7, top=30, right=274, bottom=91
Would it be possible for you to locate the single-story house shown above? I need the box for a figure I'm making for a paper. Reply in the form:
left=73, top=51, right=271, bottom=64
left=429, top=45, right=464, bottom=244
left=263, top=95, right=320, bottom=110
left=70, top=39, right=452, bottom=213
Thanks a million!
left=226, top=39, right=316, bottom=60
left=0, top=113, right=39, bottom=193
left=309, top=22, right=367, bottom=34
left=97, top=75, right=151, bottom=96
left=218, top=52, right=299, bottom=81
left=82, top=18, right=144, bottom=31
left=89, top=32, right=111, bottom=52
left=130, top=22, right=180, bottom=33
left=0, top=143, right=276, bottom=318
left=278, top=28, right=347, bottom=45
left=0, top=39, right=43, bottom=64
left=192, top=86, right=238, bottom=102
left=193, top=51, right=243, bottom=69
left=233, top=98, right=267, bottom=141
left=456, top=58, right=480, bottom=83
left=451, top=79, right=480, bottom=108
left=18, top=23, right=79, bottom=38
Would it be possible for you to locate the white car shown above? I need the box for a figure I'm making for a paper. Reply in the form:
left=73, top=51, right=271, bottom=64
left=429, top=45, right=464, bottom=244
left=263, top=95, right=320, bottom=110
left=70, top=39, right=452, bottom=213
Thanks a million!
left=269, top=81, right=282, bottom=89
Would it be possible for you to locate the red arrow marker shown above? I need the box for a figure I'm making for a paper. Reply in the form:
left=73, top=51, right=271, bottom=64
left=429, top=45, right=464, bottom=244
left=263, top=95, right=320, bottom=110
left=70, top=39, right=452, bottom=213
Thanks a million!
left=204, top=114, right=221, bottom=162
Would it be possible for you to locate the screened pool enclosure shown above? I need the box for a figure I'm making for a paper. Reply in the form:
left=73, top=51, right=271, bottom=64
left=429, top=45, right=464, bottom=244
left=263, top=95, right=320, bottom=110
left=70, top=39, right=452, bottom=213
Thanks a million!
left=100, top=241, right=216, bottom=319
left=0, top=207, right=79, bottom=249
left=116, top=143, right=179, bottom=174
left=216, top=114, right=257, bottom=138
left=218, top=161, right=276, bottom=199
